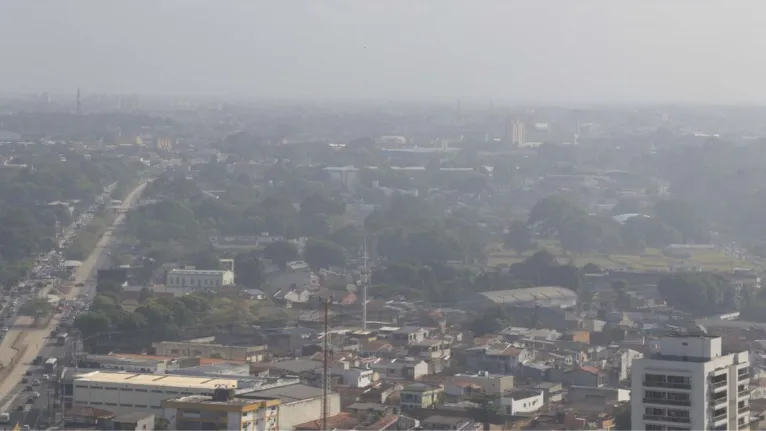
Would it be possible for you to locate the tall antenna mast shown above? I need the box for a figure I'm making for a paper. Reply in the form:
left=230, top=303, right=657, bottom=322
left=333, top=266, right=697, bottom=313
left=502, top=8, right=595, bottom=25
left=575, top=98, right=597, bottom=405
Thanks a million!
left=362, top=234, right=369, bottom=331
left=76, top=88, right=81, bottom=115
left=322, top=298, right=330, bottom=430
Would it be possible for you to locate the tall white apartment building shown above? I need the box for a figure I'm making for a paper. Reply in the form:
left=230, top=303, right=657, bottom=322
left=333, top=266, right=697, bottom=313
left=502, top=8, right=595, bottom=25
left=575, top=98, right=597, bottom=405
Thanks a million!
left=631, top=334, right=751, bottom=430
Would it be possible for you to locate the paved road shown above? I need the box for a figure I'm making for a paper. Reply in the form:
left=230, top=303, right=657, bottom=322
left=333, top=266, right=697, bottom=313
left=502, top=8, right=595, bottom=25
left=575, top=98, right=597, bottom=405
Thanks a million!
left=3, top=341, right=61, bottom=428
left=0, top=183, right=146, bottom=411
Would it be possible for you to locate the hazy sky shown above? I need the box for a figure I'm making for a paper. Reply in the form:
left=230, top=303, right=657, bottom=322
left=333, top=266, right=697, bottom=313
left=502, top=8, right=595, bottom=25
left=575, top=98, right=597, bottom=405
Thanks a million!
left=1, top=1, right=765, bottom=103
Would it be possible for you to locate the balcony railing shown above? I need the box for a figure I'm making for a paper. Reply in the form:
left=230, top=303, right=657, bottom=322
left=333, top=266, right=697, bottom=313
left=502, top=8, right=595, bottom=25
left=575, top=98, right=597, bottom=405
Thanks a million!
left=739, top=373, right=750, bottom=381
left=739, top=406, right=750, bottom=414
left=643, top=415, right=691, bottom=424
left=712, top=380, right=727, bottom=389
left=739, top=388, right=750, bottom=396
left=643, top=398, right=692, bottom=407
left=644, top=380, right=692, bottom=390
left=713, top=413, right=727, bottom=422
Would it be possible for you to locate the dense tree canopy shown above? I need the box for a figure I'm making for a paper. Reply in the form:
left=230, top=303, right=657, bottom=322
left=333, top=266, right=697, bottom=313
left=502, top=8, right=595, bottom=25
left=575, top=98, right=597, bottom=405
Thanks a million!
left=657, top=273, right=744, bottom=316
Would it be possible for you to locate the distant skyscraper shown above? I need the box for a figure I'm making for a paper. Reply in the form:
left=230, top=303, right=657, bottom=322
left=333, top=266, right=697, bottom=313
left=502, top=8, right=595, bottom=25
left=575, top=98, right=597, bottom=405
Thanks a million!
left=631, top=334, right=751, bottom=430
left=506, top=119, right=525, bottom=146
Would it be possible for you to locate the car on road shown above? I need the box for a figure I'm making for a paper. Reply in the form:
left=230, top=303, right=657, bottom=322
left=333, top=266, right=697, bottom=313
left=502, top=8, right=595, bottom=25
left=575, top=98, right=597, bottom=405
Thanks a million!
left=32, top=392, right=40, bottom=399
left=32, top=379, right=39, bottom=386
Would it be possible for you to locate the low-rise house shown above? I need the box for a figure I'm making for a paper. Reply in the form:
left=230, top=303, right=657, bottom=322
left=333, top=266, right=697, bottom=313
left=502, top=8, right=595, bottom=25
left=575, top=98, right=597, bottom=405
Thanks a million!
left=359, top=340, right=401, bottom=359
left=370, top=359, right=429, bottom=381
left=273, top=287, right=311, bottom=305
left=518, top=362, right=553, bottom=381
left=444, top=372, right=514, bottom=397
left=400, top=383, right=444, bottom=410
left=329, top=361, right=374, bottom=388
left=420, top=415, right=479, bottom=430
left=390, top=327, right=432, bottom=345
left=500, top=389, right=545, bottom=415
left=153, top=339, right=268, bottom=362
left=461, top=342, right=533, bottom=374
left=532, top=381, right=564, bottom=403
left=409, top=340, right=451, bottom=360
left=550, top=365, right=606, bottom=387
left=568, top=385, right=630, bottom=406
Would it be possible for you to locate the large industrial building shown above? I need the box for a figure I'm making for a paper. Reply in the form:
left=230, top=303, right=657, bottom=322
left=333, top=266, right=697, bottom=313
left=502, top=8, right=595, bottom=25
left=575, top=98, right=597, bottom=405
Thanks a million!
left=631, top=334, right=751, bottom=430
left=465, top=286, right=578, bottom=309
left=72, top=372, right=238, bottom=415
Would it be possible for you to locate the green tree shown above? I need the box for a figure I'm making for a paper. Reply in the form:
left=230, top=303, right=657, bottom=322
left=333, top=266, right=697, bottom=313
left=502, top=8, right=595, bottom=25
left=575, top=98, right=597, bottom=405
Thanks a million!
left=612, top=279, right=631, bottom=311
left=191, top=249, right=221, bottom=270
left=74, top=311, right=111, bottom=341
left=503, top=220, right=534, bottom=256
left=583, top=263, right=602, bottom=274
left=300, top=192, right=344, bottom=216
left=654, top=199, right=709, bottom=244
left=468, top=394, right=501, bottom=431
left=657, top=273, right=732, bottom=315
left=330, top=225, right=364, bottom=253
left=234, top=251, right=263, bottom=288
left=263, top=240, right=299, bottom=270
left=20, top=297, right=53, bottom=318
left=303, top=239, right=347, bottom=271
left=138, top=287, right=154, bottom=304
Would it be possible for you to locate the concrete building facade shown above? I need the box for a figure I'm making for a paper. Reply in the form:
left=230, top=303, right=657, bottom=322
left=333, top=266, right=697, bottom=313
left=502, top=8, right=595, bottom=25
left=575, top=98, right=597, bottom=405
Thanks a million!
left=631, top=334, right=751, bottom=430
left=162, top=389, right=280, bottom=431
left=72, top=372, right=238, bottom=415
left=166, top=269, right=234, bottom=290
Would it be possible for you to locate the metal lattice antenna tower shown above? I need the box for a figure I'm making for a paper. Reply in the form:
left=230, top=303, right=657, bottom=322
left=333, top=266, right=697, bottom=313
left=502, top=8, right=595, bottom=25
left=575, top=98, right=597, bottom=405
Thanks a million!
left=322, top=298, right=330, bottom=430
left=362, top=234, right=370, bottom=331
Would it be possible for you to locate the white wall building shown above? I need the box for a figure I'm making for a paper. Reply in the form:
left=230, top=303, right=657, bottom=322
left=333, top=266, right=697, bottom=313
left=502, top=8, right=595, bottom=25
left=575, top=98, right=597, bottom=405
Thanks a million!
left=330, top=362, right=374, bottom=388
left=500, top=389, right=544, bottom=415
left=631, top=334, right=751, bottom=430
left=72, top=371, right=238, bottom=415
left=166, top=269, right=234, bottom=290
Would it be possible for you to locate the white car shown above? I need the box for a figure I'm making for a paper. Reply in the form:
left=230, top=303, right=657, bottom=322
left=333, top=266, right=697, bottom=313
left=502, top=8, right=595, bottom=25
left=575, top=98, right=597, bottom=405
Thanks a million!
left=32, top=392, right=40, bottom=399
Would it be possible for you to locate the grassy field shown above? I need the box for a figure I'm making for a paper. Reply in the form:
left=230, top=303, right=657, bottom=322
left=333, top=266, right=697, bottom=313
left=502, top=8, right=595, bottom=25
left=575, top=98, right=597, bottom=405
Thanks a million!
left=487, top=241, right=753, bottom=272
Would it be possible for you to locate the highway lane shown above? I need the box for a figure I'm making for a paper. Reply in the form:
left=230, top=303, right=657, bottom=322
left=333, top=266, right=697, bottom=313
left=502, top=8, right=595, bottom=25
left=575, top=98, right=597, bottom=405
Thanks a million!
left=4, top=340, right=62, bottom=429
left=0, top=183, right=146, bottom=413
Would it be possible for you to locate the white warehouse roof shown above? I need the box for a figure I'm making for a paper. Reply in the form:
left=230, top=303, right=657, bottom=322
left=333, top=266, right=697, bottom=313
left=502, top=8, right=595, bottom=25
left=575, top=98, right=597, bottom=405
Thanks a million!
left=74, top=372, right=237, bottom=389
left=476, top=286, right=577, bottom=305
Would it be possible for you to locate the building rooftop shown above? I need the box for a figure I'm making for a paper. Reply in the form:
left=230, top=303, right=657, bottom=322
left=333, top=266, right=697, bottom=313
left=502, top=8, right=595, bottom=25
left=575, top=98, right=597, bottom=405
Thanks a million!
left=168, top=269, right=231, bottom=276
left=250, top=384, right=328, bottom=403
left=84, top=354, right=167, bottom=367
left=504, top=389, right=543, bottom=401
left=250, top=359, right=322, bottom=374
left=74, top=372, right=237, bottom=389
left=164, top=394, right=279, bottom=407
left=476, top=286, right=577, bottom=305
